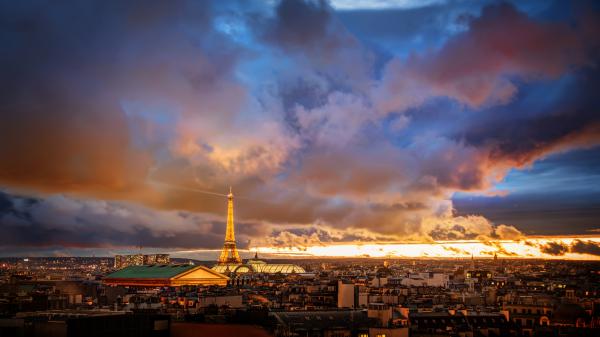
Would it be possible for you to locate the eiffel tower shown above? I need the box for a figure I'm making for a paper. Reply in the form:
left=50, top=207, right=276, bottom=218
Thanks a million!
left=217, top=187, right=242, bottom=264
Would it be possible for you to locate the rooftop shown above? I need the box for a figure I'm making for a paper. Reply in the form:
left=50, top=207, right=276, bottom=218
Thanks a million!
left=105, top=264, right=196, bottom=279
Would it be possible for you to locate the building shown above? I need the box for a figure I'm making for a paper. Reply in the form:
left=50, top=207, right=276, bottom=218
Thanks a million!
left=401, top=272, right=449, bottom=288
left=212, top=189, right=305, bottom=274
left=103, top=264, right=229, bottom=287
left=3, top=310, right=170, bottom=337
left=410, top=311, right=470, bottom=336
left=367, top=302, right=410, bottom=337
left=143, top=254, right=170, bottom=265
left=197, top=294, right=243, bottom=308
left=338, top=280, right=358, bottom=308
left=114, top=254, right=143, bottom=269
left=212, top=252, right=306, bottom=274
left=113, top=254, right=170, bottom=269
left=271, top=310, right=371, bottom=337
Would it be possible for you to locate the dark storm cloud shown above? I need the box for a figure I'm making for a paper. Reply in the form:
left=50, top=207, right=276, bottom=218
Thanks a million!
left=537, top=239, right=600, bottom=256
left=263, top=0, right=375, bottom=106
left=539, top=241, right=569, bottom=256
left=265, top=0, right=334, bottom=51
left=454, top=191, right=600, bottom=236
left=378, top=1, right=600, bottom=110
left=570, top=239, right=600, bottom=256
left=457, top=68, right=600, bottom=169
left=0, top=190, right=259, bottom=250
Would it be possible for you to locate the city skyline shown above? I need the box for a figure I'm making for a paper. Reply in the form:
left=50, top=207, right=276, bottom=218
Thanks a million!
left=1, top=0, right=600, bottom=260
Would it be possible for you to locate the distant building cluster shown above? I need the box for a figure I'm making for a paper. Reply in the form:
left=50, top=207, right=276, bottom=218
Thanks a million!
left=2, top=256, right=600, bottom=337
left=113, top=254, right=170, bottom=269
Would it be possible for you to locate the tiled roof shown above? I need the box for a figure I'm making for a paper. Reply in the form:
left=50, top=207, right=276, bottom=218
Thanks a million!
left=272, top=310, right=370, bottom=329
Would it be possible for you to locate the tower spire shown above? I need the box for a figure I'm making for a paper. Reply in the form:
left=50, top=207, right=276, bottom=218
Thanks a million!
left=218, top=187, right=242, bottom=264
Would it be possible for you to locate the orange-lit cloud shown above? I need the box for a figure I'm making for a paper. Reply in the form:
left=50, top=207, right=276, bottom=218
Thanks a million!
left=255, top=237, right=600, bottom=260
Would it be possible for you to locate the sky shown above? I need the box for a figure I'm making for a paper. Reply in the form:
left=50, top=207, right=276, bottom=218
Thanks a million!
left=1, top=0, right=600, bottom=259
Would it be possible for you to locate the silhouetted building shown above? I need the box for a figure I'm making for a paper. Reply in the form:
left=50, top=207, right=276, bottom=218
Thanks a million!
left=3, top=310, right=169, bottom=337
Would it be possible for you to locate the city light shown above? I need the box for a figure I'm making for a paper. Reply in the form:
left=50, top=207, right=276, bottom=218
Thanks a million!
left=1, top=0, right=600, bottom=336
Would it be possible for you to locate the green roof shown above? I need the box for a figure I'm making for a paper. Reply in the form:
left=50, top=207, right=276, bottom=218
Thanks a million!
left=105, top=264, right=196, bottom=279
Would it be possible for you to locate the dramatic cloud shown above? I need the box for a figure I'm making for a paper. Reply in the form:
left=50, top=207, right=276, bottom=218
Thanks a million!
left=570, top=239, right=600, bottom=256
left=0, top=0, right=599, bottom=253
left=424, top=215, right=522, bottom=241
left=539, top=241, right=570, bottom=256
left=537, top=239, right=600, bottom=257
left=0, top=190, right=234, bottom=249
left=377, top=2, right=599, bottom=110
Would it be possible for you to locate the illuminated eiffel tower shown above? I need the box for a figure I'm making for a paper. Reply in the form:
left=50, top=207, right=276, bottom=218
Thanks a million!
left=217, top=187, right=242, bottom=264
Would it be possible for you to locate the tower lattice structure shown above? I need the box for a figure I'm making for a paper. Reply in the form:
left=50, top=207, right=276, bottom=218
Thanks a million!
left=218, top=187, right=242, bottom=264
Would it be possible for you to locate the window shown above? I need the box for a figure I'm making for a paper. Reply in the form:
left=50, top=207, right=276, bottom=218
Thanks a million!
left=359, top=334, right=368, bottom=337
left=376, top=334, right=387, bottom=337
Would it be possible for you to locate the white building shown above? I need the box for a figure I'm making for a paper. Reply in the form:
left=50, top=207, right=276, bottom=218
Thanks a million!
left=338, top=280, right=357, bottom=308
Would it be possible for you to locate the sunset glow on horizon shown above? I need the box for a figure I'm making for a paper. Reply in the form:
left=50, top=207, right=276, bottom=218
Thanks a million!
left=253, top=237, right=600, bottom=260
